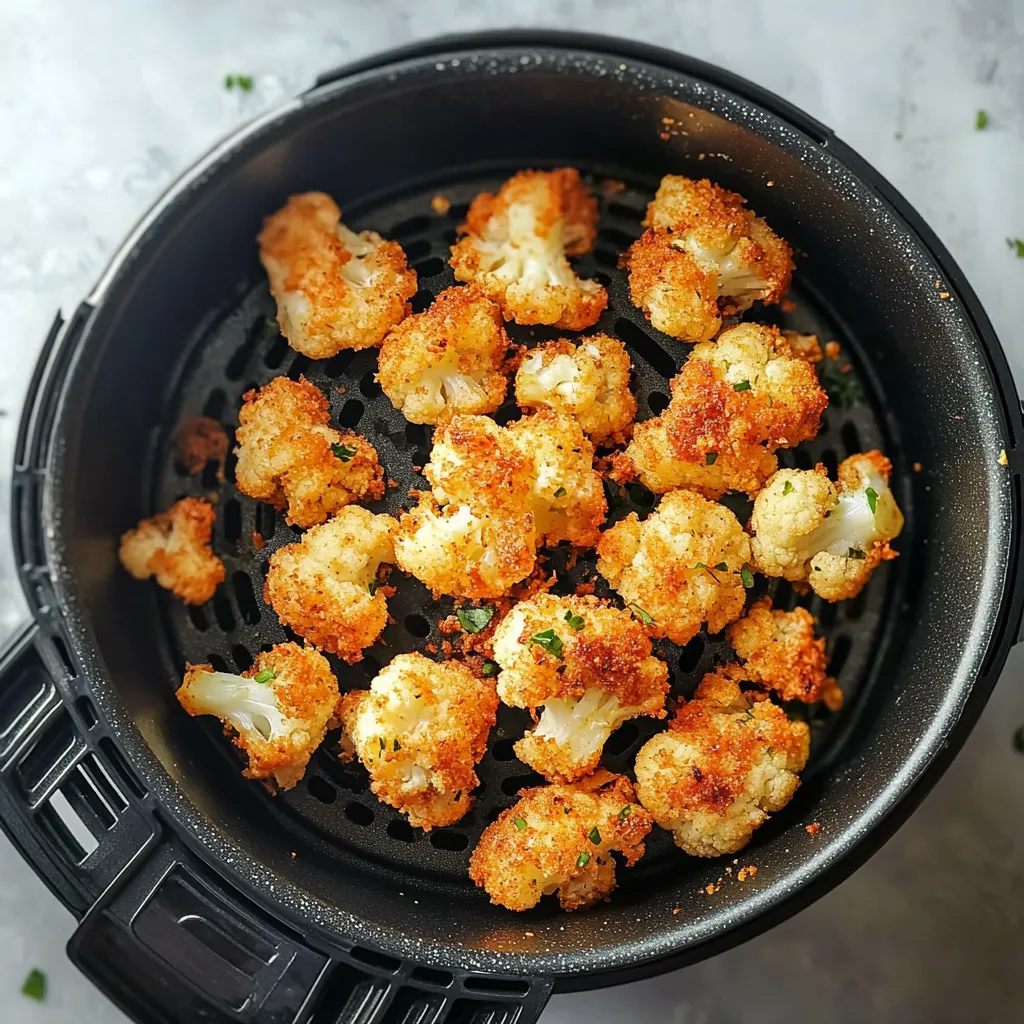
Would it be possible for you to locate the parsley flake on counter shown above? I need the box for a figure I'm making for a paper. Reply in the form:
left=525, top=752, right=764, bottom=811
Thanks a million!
left=224, top=73, right=254, bottom=91
left=21, top=968, right=46, bottom=1002
left=975, top=109, right=989, bottom=130
left=1008, top=238, right=1024, bottom=259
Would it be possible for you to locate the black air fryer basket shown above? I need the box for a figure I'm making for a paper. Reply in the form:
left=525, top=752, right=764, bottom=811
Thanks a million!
left=3, top=31, right=1023, bottom=1024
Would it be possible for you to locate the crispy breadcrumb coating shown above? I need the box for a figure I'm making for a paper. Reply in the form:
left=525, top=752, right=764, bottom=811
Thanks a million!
left=507, top=411, right=607, bottom=549
left=264, top=507, right=396, bottom=660
left=177, top=642, right=339, bottom=789
left=616, top=323, right=826, bottom=498
left=726, top=597, right=841, bottom=707
left=235, top=376, right=384, bottom=529
left=378, top=286, right=515, bottom=424
left=634, top=671, right=809, bottom=857
left=469, top=771, right=652, bottom=911
left=515, top=334, right=637, bottom=444
left=625, top=175, right=793, bottom=342
left=119, top=497, right=224, bottom=605
left=258, top=191, right=416, bottom=357
left=450, top=169, right=607, bottom=329
left=749, top=451, right=904, bottom=601
left=338, top=653, right=497, bottom=829
left=784, top=330, right=823, bottom=364
left=596, top=489, right=750, bottom=646
left=492, top=593, right=668, bottom=782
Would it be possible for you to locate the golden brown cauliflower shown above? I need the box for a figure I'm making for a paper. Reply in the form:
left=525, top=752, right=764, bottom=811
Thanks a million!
left=624, top=175, right=793, bottom=342
left=338, top=653, right=498, bottom=830
left=749, top=451, right=904, bottom=601
left=726, top=597, right=841, bottom=708
left=469, top=771, right=652, bottom=911
left=514, top=334, right=637, bottom=444
left=507, top=410, right=607, bottom=549
left=492, top=593, right=668, bottom=782
left=377, top=286, right=515, bottom=425
left=264, top=507, right=396, bottom=660
left=258, top=191, right=416, bottom=357
left=616, top=323, right=827, bottom=498
left=449, top=169, right=607, bottom=330
left=177, top=642, right=339, bottom=789
left=235, top=376, right=384, bottom=529
left=119, top=497, right=225, bottom=605
left=596, top=489, right=750, bottom=646
left=634, top=671, right=809, bottom=857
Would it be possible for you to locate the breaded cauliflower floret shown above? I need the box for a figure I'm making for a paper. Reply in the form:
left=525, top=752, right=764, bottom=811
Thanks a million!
left=235, top=376, right=384, bottom=529
left=119, top=497, right=225, bottom=605
left=617, top=324, right=827, bottom=498
left=515, top=334, right=637, bottom=444
left=634, top=671, right=809, bottom=857
left=726, top=597, right=841, bottom=707
left=258, top=191, right=416, bottom=357
left=749, top=451, right=904, bottom=601
left=377, top=286, right=515, bottom=425
left=338, top=653, right=498, bottom=829
left=625, top=175, right=793, bottom=342
left=597, top=489, right=750, bottom=646
left=177, top=642, right=339, bottom=789
left=507, top=411, right=607, bottom=549
left=450, top=169, right=607, bottom=330
left=264, top=507, right=395, bottom=660
left=492, top=593, right=668, bottom=782
left=469, top=771, right=652, bottom=911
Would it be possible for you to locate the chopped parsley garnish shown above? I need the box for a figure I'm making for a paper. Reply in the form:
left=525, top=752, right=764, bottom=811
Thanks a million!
left=576, top=851, right=591, bottom=868
left=553, top=486, right=567, bottom=498
left=819, top=362, right=863, bottom=409
left=976, top=108, right=989, bottom=130
left=1008, top=238, right=1024, bottom=259
left=588, top=826, right=601, bottom=845
left=715, top=562, right=728, bottom=571
left=224, top=73, right=254, bottom=91
left=782, top=480, right=795, bottom=496
left=705, top=451, right=718, bottom=466
left=393, top=739, right=401, bottom=751
left=740, top=565, right=755, bottom=588
left=694, top=561, right=705, bottom=570
left=847, top=547, right=866, bottom=560
left=733, top=379, right=751, bottom=392
left=564, top=610, right=585, bottom=630
left=253, top=668, right=276, bottom=684
left=21, top=968, right=45, bottom=1002
left=514, top=816, right=528, bottom=832
left=865, top=487, right=879, bottom=514
left=457, top=605, right=494, bottom=633
left=482, top=661, right=499, bottom=677
left=331, top=442, right=357, bottom=462
left=618, top=805, right=632, bottom=821
left=628, top=604, right=654, bottom=626
left=528, top=628, right=564, bottom=659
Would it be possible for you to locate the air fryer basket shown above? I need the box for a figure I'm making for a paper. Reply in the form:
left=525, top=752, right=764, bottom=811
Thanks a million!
left=3, top=31, right=1023, bottom=1024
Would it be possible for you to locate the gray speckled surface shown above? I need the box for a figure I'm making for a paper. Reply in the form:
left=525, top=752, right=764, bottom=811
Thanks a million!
left=1, top=1, right=1023, bottom=1021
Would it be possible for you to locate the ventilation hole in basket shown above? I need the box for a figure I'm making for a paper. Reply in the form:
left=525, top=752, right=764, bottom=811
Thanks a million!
left=841, top=421, right=862, bottom=457
left=231, top=644, right=253, bottom=672
left=441, top=228, right=457, bottom=245
left=225, top=318, right=266, bottom=380
left=412, top=257, right=445, bottom=278
left=843, top=589, right=867, bottom=622
left=360, top=653, right=382, bottom=680
left=678, top=636, right=705, bottom=673
left=390, top=215, right=431, bottom=239
left=598, top=226, right=639, bottom=249
left=625, top=482, right=655, bottom=508
left=387, top=818, right=416, bottom=842
left=200, top=460, right=221, bottom=489
left=828, top=634, right=852, bottom=677
left=345, top=801, right=373, bottom=826
left=308, top=775, right=337, bottom=804
left=256, top=503, right=276, bottom=541
left=224, top=450, right=238, bottom=484
left=212, top=591, right=235, bottom=632
left=491, top=738, right=518, bottom=761
left=287, top=354, right=311, bottom=381
left=359, top=370, right=383, bottom=399
left=280, top=625, right=303, bottom=646
left=405, top=422, right=428, bottom=446
left=492, top=404, right=521, bottom=427
left=411, top=288, right=434, bottom=314
left=223, top=499, right=242, bottom=543
left=604, top=721, right=639, bottom=757
left=486, top=804, right=511, bottom=824
left=202, top=388, right=227, bottom=419
left=232, top=572, right=261, bottom=625
left=335, top=769, right=369, bottom=795
left=593, top=247, right=619, bottom=270
left=594, top=270, right=612, bottom=287
left=648, top=390, right=670, bottom=414
left=501, top=772, right=544, bottom=796
left=792, top=448, right=814, bottom=471
left=614, top=318, right=676, bottom=379
left=821, top=448, right=839, bottom=479
left=605, top=201, right=645, bottom=222
left=187, top=605, right=209, bottom=632
left=773, top=579, right=795, bottom=611
left=339, top=399, right=365, bottom=428
left=430, top=829, right=469, bottom=852
left=264, top=333, right=290, bottom=370
left=324, top=349, right=356, bottom=379
left=404, top=239, right=432, bottom=262
left=404, top=614, right=430, bottom=638
left=208, top=653, right=229, bottom=672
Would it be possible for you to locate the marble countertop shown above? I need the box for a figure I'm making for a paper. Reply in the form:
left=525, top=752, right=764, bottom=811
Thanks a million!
left=1, top=1, right=1023, bottom=1021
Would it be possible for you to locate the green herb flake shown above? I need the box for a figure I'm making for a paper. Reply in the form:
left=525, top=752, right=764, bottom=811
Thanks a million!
left=253, top=668, right=276, bottom=684
left=331, top=442, right=357, bottom=462
left=368, top=581, right=379, bottom=596
left=237, top=74, right=254, bottom=91
left=976, top=108, right=989, bottom=130
left=1008, top=238, right=1024, bottom=259
left=694, top=562, right=705, bottom=570
left=782, top=480, right=795, bottom=496
left=628, top=604, right=655, bottom=626
left=847, top=547, right=866, bottom=560
left=21, top=968, right=46, bottom=1002
left=576, top=851, right=591, bottom=868
left=528, top=628, right=564, bottom=660
left=733, top=379, right=751, bottom=392
left=514, top=816, right=528, bottom=832
left=819, top=362, right=863, bottom=410
left=481, top=661, right=499, bottom=677
left=715, top=562, right=729, bottom=571
left=458, top=605, right=495, bottom=634
left=618, top=805, right=632, bottom=821
left=705, top=451, right=718, bottom=466
left=393, top=738, right=401, bottom=752
left=224, top=74, right=236, bottom=89
left=865, top=486, right=879, bottom=514
left=588, top=826, right=601, bottom=845
left=553, top=486, right=567, bottom=498
left=740, top=565, right=755, bottom=588
left=564, top=611, right=585, bottom=631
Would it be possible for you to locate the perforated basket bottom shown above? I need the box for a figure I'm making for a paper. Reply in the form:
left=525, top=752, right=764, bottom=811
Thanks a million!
left=155, top=171, right=896, bottom=890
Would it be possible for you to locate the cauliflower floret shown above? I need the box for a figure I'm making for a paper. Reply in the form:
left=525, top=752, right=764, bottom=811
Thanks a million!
left=119, top=497, right=225, bottom=605
left=177, top=642, right=339, bottom=789
left=258, top=192, right=416, bottom=357
left=616, top=323, right=827, bottom=498
left=492, top=593, right=668, bottom=781
left=507, top=411, right=607, bottom=549
left=449, top=168, right=607, bottom=330
left=749, top=451, right=904, bottom=601
left=469, top=771, right=652, bottom=911
left=597, top=489, right=750, bottom=646
left=634, top=671, right=809, bottom=857
left=726, top=597, right=841, bottom=707
left=264, top=507, right=396, bottom=660
left=515, top=334, right=637, bottom=444
left=625, top=175, right=793, bottom=342
left=377, top=286, right=516, bottom=425
left=338, top=652, right=498, bottom=829
left=235, top=376, right=384, bottom=529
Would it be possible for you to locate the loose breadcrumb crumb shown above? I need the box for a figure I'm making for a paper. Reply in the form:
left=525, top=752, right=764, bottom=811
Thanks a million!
left=430, top=194, right=451, bottom=215
left=173, top=416, right=228, bottom=477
